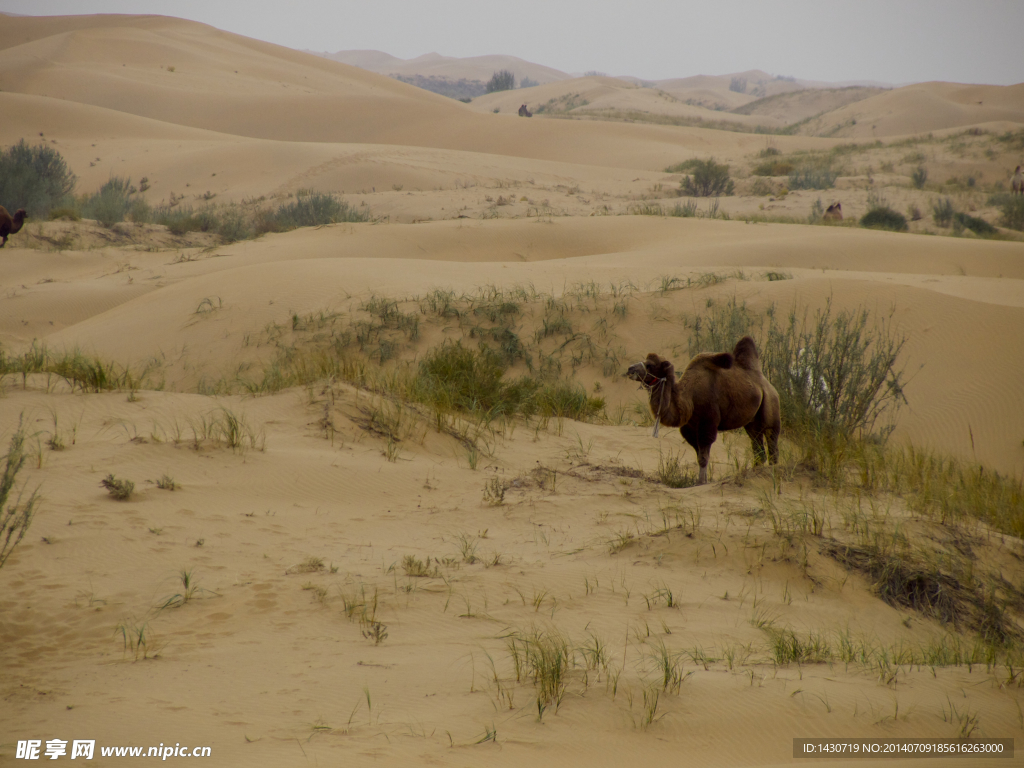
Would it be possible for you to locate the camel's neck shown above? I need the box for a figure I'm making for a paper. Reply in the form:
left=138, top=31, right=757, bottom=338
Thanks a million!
left=650, top=380, right=691, bottom=427
left=11, top=212, right=25, bottom=233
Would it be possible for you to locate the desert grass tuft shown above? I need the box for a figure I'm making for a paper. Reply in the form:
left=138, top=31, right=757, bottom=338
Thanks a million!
left=0, top=418, right=41, bottom=569
left=100, top=474, right=134, bottom=500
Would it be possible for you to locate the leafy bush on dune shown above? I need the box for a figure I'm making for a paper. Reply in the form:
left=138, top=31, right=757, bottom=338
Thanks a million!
left=679, top=158, right=734, bottom=197
left=155, top=205, right=220, bottom=235
left=932, top=197, right=955, bottom=227
left=990, top=194, right=1024, bottom=231
left=788, top=163, right=838, bottom=190
left=273, top=192, right=366, bottom=229
left=486, top=69, right=516, bottom=93
left=0, top=139, right=77, bottom=217
left=82, top=176, right=135, bottom=228
left=860, top=206, right=908, bottom=232
left=0, top=418, right=40, bottom=570
left=952, top=211, right=996, bottom=236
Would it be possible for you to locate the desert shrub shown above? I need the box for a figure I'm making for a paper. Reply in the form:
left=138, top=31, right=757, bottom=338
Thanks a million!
left=680, top=158, right=734, bottom=197
left=416, top=341, right=518, bottom=417
left=536, top=380, right=604, bottom=420
left=860, top=206, right=908, bottom=232
left=952, top=211, right=996, bottom=236
left=100, top=474, right=134, bottom=500
left=932, top=197, right=955, bottom=227
left=992, top=194, right=1024, bottom=231
left=753, top=159, right=795, bottom=176
left=0, top=139, right=77, bottom=217
left=664, top=158, right=702, bottom=174
left=82, top=176, right=134, bottom=228
left=274, top=192, right=367, bottom=229
left=486, top=70, right=516, bottom=93
left=155, top=205, right=219, bottom=235
left=127, top=195, right=152, bottom=223
left=729, top=77, right=747, bottom=94
left=788, top=163, right=838, bottom=190
left=667, top=200, right=698, bottom=217
left=48, top=207, right=81, bottom=221
left=0, top=418, right=40, bottom=569
left=911, top=166, right=928, bottom=189
left=216, top=208, right=255, bottom=242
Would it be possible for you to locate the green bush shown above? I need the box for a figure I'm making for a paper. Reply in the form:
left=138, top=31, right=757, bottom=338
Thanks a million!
left=952, top=211, right=996, bottom=236
left=486, top=70, right=516, bottom=93
left=0, top=139, right=77, bottom=217
left=911, top=166, right=928, bottom=189
left=155, top=205, right=220, bottom=235
left=216, top=208, right=254, bottom=242
left=860, top=206, right=908, bottom=232
left=788, top=164, right=838, bottom=190
left=993, top=195, right=1024, bottom=231
left=932, top=198, right=955, bottom=227
left=753, top=159, right=795, bottom=176
left=274, top=192, right=366, bottom=228
left=83, top=176, right=134, bottom=228
left=0, top=418, right=40, bottom=569
left=680, top=158, right=734, bottom=197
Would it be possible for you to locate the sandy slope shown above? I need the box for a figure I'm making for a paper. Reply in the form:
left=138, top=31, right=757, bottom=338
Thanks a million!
left=1, top=12, right=1023, bottom=768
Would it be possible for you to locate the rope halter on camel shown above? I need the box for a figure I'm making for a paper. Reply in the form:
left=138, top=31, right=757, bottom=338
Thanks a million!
left=630, top=360, right=668, bottom=438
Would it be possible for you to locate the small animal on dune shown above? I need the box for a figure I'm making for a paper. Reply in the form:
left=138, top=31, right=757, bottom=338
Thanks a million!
left=823, top=201, right=843, bottom=221
left=1012, top=166, right=1024, bottom=196
left=518, top=103, right=533, bottom=117
left=627, top=336, right=781, bottom=485
left=0, top=206, right=27, bottom=248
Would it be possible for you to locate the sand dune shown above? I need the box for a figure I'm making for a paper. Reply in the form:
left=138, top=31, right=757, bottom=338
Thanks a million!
left=794, top=81, right=1024, bottom=138
left=1, top=12, right=1023, bottom=768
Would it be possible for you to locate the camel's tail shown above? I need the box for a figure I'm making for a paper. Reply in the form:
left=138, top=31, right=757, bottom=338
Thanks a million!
left=732, top=336, right=761, bottom=371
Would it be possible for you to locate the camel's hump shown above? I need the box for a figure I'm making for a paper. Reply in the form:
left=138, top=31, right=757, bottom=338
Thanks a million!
left=732, top=336, right=761, bottom=371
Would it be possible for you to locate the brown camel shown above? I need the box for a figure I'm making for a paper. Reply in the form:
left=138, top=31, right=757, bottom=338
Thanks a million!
left=0, top=206, right=27, bottom=247
left=627, top=336, right=781, bottom=485
left=518, top=104, right=533, bottom=117
left=823, top=201, right=843, bottom=221
left=1012, top=166, right=1024, bottom=196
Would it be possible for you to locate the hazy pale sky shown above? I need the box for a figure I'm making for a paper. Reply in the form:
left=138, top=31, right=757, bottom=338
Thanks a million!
left=2, top=0, right=1021, bottom=85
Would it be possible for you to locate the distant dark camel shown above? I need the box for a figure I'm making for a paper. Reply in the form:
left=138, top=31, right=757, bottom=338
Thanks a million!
left=1012, top=166, right=1024, bottom=196
left=518, top=104, right=533, bottom=117
left=823, top=201, right=843, bottom=221
left=627, top=337, right=781, bottom=485
left=0, top=206, right=27, bottom=247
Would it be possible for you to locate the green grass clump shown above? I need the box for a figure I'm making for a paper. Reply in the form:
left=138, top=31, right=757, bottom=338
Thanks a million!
left=932, top=197, right=955, bottom=227
left=0, top=343, right=155, bottom=393
left=83, top=176, right=135, bottom=228
left=991, top=194, right=1024, bottom=231
left=911, top=166, right=928, bottom=189
left=0, top=139, right=77, bottom=218
left=952, top=211, right=996, bottom=236
left=679, top=158, right=734, bottom=197
left=273, top=192, right=367, bottom=229
left=101, top=474, right=134, bottom=500
left=155, top=205, right=219, bottom=235
left=860, top=206, right=908, bottom=232
left=0, top=419, right=40, bottom=569
left=752, top=158, right=794, bottom=176
left=788, top=164, right=838, bottom=190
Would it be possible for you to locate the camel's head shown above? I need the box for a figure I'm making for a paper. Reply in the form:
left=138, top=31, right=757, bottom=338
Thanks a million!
left=14, top=209, right=27, bottom=222
left=626, top=353, right=673, bottom=387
